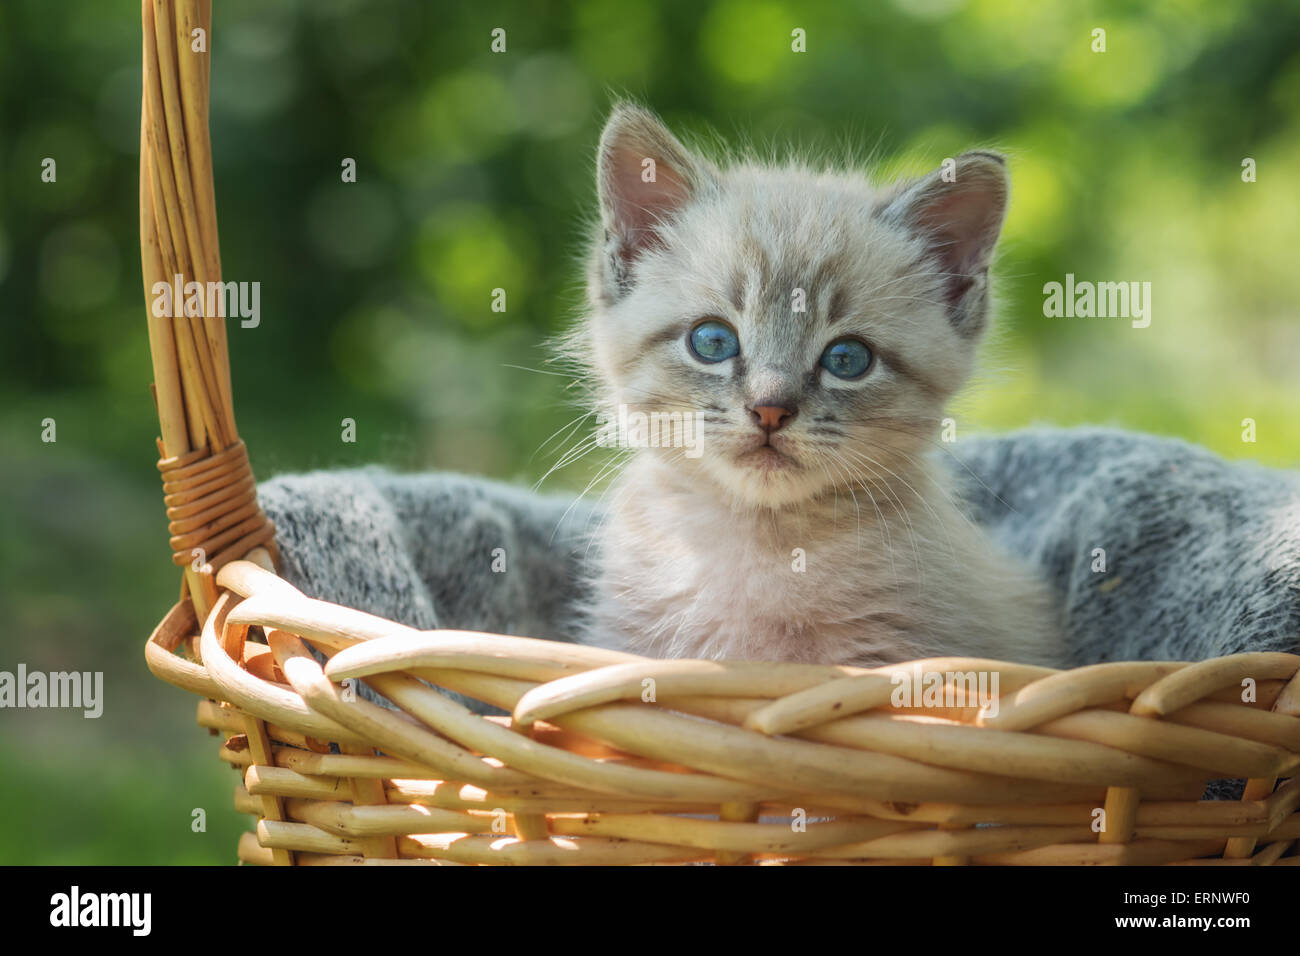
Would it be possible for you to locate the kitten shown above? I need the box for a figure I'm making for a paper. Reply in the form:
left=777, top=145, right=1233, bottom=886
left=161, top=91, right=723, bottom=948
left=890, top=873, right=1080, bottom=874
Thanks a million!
left=567, top=104, right=1063, bottom=669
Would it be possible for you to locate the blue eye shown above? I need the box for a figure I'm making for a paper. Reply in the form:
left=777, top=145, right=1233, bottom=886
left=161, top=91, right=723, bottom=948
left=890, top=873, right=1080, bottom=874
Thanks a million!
left=688, top=319, right=740, bottom=363
left=819, top=338, right=872, bottom=379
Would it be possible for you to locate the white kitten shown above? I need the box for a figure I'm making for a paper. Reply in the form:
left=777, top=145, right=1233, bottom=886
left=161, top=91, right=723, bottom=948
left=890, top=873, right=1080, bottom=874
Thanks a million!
left=566, top=104, right=1062, bottom=668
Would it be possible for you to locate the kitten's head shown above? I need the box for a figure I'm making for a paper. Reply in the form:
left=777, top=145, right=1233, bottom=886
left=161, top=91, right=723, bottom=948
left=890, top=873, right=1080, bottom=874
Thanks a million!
left=576, top=104, right=1009, bottom=509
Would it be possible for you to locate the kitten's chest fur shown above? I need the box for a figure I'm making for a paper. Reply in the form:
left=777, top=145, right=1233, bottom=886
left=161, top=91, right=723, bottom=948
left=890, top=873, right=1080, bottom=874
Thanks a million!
left=585, top=457, right=1062, bottom=668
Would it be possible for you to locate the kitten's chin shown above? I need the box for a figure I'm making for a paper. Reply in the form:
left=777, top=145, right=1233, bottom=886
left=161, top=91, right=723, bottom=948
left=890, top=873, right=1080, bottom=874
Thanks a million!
left=718, top=446, right=825, bottom=509
left=737, top=445, right=798, bottom=472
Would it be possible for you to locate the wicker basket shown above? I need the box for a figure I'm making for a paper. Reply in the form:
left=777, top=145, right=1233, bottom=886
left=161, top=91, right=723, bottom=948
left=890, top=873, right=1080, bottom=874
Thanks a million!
left=139, top=1, right=1300, bottom=866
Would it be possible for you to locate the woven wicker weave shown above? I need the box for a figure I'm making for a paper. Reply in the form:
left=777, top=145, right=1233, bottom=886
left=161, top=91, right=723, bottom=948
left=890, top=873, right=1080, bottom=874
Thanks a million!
left=139, top=0, right=1300, bottom=866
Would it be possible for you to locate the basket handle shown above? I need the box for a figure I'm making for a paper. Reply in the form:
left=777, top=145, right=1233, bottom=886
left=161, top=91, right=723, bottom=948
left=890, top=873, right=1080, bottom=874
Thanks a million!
left=140, top=0, right=277, bottom=622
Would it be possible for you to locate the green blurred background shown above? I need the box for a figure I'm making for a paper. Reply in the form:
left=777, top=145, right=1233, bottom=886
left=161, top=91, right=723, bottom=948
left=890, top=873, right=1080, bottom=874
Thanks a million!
left=1, top=0, right=1298, bottom=863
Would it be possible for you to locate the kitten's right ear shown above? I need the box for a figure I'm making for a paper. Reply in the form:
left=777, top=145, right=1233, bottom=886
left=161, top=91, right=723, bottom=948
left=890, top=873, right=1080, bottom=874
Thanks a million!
left=877, top=151, right=1010, bottom=338
left=596, top=104, right=712, bottom=295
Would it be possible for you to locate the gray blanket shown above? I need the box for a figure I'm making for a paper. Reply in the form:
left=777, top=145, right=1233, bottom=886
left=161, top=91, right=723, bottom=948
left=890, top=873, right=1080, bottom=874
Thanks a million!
left=258, top=427, right=1300, bottom=667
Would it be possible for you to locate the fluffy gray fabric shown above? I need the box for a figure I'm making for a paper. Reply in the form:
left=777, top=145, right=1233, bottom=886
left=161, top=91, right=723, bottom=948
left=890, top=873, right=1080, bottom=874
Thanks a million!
left=259, top=468, right=593, bottom=645
left=948, top=428, right=1300, bottom=665
left=256, top=428, right=1300, bottom=794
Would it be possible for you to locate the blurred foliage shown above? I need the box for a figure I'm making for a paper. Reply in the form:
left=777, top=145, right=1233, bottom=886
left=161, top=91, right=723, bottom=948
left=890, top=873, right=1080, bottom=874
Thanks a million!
left=1, top=0, right=1298, bottom=863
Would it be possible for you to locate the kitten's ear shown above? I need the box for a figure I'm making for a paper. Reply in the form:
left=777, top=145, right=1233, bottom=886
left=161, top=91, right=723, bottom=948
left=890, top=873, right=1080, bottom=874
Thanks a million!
left=596, top=104, right=712, bottom=295
left=878, top=151, right=1010, bottom=337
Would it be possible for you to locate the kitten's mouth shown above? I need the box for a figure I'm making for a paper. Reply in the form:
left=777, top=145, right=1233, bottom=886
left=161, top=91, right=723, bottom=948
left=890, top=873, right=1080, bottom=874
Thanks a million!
left=738, top=440, right=798, bottom=471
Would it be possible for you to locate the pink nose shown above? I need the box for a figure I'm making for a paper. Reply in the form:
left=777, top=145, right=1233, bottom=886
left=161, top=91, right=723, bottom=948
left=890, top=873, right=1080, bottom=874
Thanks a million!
left=749, top=404, right=796, bottom=432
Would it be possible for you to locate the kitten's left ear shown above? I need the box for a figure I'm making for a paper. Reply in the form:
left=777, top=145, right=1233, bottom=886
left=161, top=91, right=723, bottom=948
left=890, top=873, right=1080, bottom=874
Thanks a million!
left=878, top=151, right=1010, bottom=337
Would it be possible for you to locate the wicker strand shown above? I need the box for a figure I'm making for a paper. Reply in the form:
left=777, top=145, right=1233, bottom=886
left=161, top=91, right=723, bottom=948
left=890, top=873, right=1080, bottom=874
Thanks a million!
left=141, top=0, right=279, bottom=620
